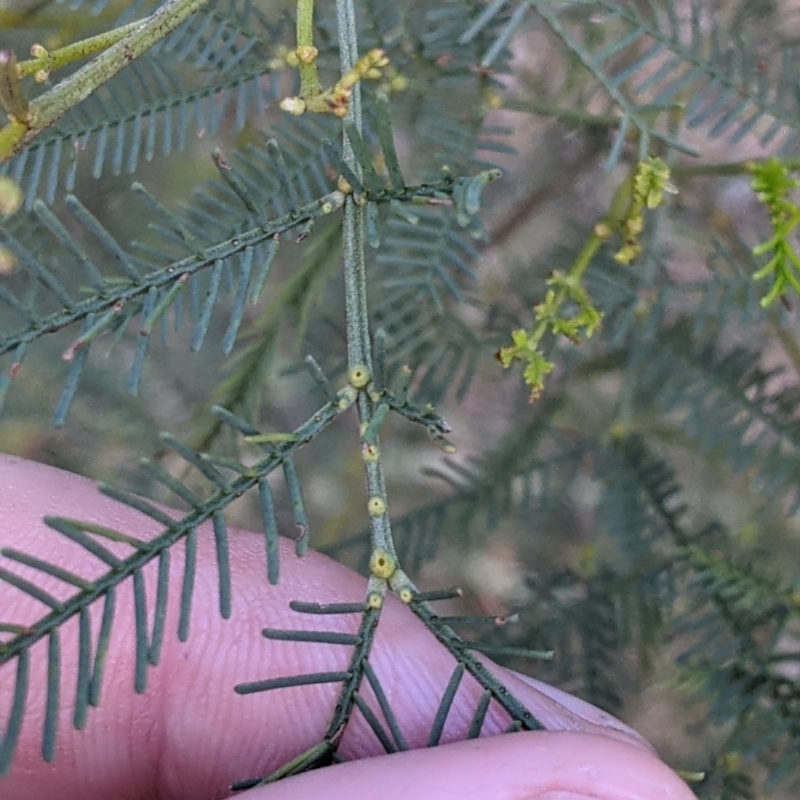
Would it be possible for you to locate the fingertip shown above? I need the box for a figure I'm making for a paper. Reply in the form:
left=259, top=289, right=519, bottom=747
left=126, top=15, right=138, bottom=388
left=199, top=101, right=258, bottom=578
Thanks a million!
left=237, top=732, right=697, bottom=800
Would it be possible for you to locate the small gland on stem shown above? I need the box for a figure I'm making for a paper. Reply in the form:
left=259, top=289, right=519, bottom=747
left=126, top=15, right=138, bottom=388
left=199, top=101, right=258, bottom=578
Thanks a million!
left=348, top=364, right=371, bottom=389
left=362, top=443, right=379, bottom=463
left=367, top=591, right=384, bottom=609
left=295, top=45, right=318, bottom=66
left=593, top=222, right=612, bottom=239
left=367, top=496, right=386, bottom=517
left=28, top=44, right=51, bottom=82
left=398, top=586, right=414, bottom=604
left=369, top=548, right=396, bottom=580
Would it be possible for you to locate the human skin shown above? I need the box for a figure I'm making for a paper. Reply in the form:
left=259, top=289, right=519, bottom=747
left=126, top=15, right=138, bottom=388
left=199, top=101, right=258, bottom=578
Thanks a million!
left=0, top=454, right=696, bottom=800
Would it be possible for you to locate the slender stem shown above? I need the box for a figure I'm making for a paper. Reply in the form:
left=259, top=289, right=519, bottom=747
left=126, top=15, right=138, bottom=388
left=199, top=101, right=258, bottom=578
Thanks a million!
left=336, top=0, right=394, bottom=559
left=322, top=590, right=383, bottom=740
left=1, top=189, right=346, bottom=358
left=336, top=0, right=362, bottom=177
left=296, top=0, right=321, bottom=99
left=0, top=178, right=457, bottom=360
left=0, top=0, right=208, bottom=161
left=530, top=163, right=635, bottom=348
left=337, top=0, right=369, bottom=365
left=408, top=595, right=545, bottom=731
left=569, top=167, right=635, bottom=280
left=297, top=0, right=316, bottom=48
left=16, top=19, right=145, bottom=80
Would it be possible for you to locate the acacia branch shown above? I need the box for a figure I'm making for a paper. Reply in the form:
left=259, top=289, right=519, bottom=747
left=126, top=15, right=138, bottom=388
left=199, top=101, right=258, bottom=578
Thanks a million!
left=0, top=0, right=207, bottom=161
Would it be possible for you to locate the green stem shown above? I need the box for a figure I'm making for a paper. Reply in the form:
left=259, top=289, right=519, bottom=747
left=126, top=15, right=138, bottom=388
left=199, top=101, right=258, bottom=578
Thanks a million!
left=567, top=164, right=636, bottom=282
left=16, top=19, right=145, bottom=79
left=296, top=0, right=321, bottom=99
left=297, top=0, right=315, bottom=47
left=519, top=162, right=636, bottom=359
left=0, top=0, right=208, bottom=161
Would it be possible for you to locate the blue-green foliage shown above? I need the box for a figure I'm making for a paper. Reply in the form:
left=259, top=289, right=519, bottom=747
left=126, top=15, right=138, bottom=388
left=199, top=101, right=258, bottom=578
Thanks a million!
left=3, top=1, right=800, bottom=797
left=4, top=1, right=289, bottom=206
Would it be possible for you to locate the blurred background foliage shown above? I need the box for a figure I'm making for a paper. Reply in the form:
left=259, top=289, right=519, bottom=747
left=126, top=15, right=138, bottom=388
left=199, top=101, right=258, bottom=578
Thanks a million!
left=4, top=0, right=800, bottom=796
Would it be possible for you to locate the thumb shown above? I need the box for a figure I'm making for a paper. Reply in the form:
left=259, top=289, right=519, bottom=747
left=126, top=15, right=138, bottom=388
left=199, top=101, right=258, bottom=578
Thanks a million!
left=243, top=731, right=695, bottom=800
left=1, top=455, right=693, bottom=800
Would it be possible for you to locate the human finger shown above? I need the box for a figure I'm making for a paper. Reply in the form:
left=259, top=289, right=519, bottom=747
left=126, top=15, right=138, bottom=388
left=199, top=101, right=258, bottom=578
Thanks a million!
left=243, top=731, right=695, bottom=800
left=1, top=455, right=672, bottom=800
